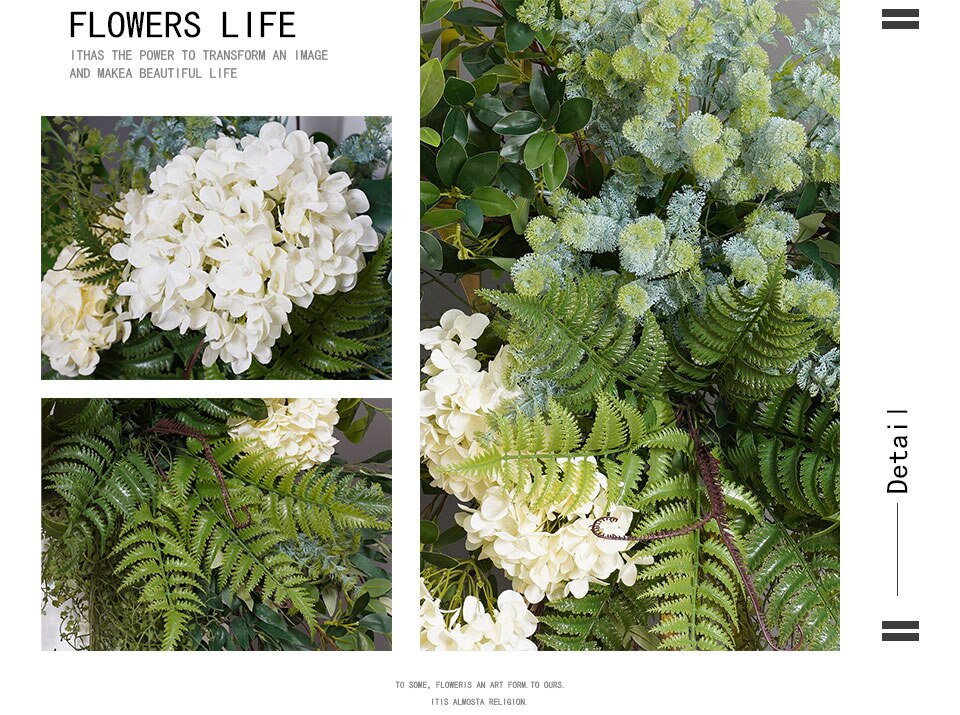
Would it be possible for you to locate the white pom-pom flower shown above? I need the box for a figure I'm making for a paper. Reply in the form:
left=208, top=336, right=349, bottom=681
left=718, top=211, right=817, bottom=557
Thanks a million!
left=41, top=243, right=131, bottom=377
left=229, top=398, right=339, bottom=468
left=109, top=122, right=379, bottom=374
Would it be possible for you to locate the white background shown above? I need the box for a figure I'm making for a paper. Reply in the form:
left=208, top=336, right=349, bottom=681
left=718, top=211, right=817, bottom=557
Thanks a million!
left=2, top=1, right=955, bottom=713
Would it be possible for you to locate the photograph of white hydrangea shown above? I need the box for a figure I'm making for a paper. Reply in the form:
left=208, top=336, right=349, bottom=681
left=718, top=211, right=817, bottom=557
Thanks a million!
left=41, top=116, right=391, bottom=379
left=42, top=397, right=392, bottom=650
left=420, top=0, right=838, bottom=651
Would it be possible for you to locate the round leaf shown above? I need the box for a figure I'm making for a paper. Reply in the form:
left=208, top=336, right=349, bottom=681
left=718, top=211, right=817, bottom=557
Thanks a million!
left=420, top=232, right=443, bottom=269
left=553, top=97, right=593, bottom=134
left=523, top=131, right=558, bottom=170
left=472, top=97, right=507, bottom=127
left=456, top=151, right=499, bottom=193
left=456, top=198, right=484, bottom=236
left=471, top=186, right=517, bottom=216
left=446, top=7, right=503, bottom=26
left=436, top=139, right=467, bottom=186
left=443, top=76, right=476, bottom=106
left=419, top=127, right=441, bottom=147
left=421, top=209, right=464, bottom=229
left=505, top=18, right=535, bottom=51
left=420, top=520, right=440, bottom=544
left=421, top=0, right=453, bottom=24
left=419, top=59, right=444, bottom=118
left=542, top=145, right=569, bottom=192
left=499, top=162, right=536, bottom=200
left=420, top=181, right=441, bottom=207
left=441, top=108, right=468, bottom=144
left=493, top=110, right=542, bottom=136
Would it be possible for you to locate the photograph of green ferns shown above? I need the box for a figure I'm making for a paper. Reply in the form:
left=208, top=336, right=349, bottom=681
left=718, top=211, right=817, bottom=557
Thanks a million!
left=419, top=0, right=838, bottom=650
left=42, top=398, right=391, bottom=650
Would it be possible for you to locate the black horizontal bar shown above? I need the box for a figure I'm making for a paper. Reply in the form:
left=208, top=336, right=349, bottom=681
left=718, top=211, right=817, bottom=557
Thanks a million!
left=882, top=20, right=920, bottom=28
left=882, top=9, right=920, bottom=17
left=882, top=633, right=919, bottom=641
left=882, top=620, right=919, bottom=629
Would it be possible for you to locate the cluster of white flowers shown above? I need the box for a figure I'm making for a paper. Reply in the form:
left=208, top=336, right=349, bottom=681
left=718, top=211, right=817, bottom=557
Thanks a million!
left=109, top=122, right=379, bottom=373
left=457, top=470, right=651, bottom=603
left=41, top=243, right=131, bottom=377
left=420, top=309, right=518, bottom=502
left=230, top=398, right=339, bottom=468
left=420, top=579, right=538, bottom=650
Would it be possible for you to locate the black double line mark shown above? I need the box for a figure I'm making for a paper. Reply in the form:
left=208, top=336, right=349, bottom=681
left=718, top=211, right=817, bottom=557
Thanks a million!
left=882, top=9, right=919, bottom=30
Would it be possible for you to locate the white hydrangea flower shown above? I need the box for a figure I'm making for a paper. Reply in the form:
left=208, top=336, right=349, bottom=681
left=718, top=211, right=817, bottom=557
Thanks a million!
left=456, top=468, right=651, bottom=603
left=41, top=243, right=131, bottom=377
left=419, top=310, right=518, bottom=502
left=420, top=579, right=538, bottom=651
left=109, top=122, right=379, bottom=374
left=229, top=398, right=339, bottom=468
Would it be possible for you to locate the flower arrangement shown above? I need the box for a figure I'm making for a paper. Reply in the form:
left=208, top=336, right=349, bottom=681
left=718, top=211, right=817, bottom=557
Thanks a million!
left=42, top=397, right=392, bottom=650
left=420, top=0, right=839, bottom=651
left=41, top=116, right=392, bottom=379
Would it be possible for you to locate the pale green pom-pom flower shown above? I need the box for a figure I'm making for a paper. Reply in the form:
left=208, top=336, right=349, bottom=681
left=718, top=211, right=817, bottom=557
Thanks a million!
left=524, top=216, right=558, bottom=252
left=617, top=280, right=653, bottom=321
left=801, top=283, right=839, bottom=319
left=691, top=144, right=728, bottom=182
left=651, top=0, right=693, bottom=35
left=679, top=112, right=723, bottom=154
left=666, top=240, right=700, bottom=273
left=647, top=52, right=680, bottom=87
left=612, top=45, right=644, bottom=81
left=585, top=49, right=611, bottom=79
left=511, top=253, right=562, bottom=298
left=619, top=216, right=665, bottom=274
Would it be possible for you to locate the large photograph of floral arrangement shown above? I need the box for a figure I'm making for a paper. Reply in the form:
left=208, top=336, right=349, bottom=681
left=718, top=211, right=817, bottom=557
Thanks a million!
left=419, top=0, right=839, bottom=650
left=42, top=397, right=392, bottom=650
left=41, top=116, right=392, bottom=379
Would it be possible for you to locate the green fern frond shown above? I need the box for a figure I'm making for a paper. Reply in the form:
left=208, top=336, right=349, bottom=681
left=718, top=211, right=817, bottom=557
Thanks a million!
left=633, top=467, right=747, bottom=651
left=69, top=197, right=122, bottom=286
left=670, top=259, right=817, bottom=400
left=481, top=273, right=667, bottom=412
left=43, top=428, right=158, bottom=557
left=450, top=394, right=671, bottom=515
left=207, top=441, right=391, bottom=539
left=248, top=234, right=391, bottom=379
left=537, top=584, right=655, bottom=651
left=733, top=390, right=839, bottom=517
left=745, top=520, right=840, bottom=650
left=113, top=495, right=205, bottom=650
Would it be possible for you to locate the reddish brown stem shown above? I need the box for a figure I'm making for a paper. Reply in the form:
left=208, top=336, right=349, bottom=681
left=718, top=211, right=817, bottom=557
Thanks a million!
left=147, top=418, right=251, bottom=529
left=592, top=421, right=801, bottom=651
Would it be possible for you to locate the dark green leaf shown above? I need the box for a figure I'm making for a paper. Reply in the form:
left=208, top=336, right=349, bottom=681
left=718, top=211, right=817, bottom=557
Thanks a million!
left=446, top=7, right=503, bottom=26
left=436, top=139, right=467, bottom=186
left=505, top=19, right=535, bottom=51
left=472, top=73, right=499, bottom=95
left=456, top=151, right=499, bottom=192
left=421, top=551, right=460, bottom=568
left=420, top=181, right=441, bottom=207
left=442, top=108, right=469, bottom=144
left=796, top=182, right=819, bottom=218
left=554, top=97, right=593, bottom=133
left=472, top=97, right=507, bottom=127
left=493, top=110, right=542, bottom=136
left=471, top=186, right=518, bottom=216
left=358, top=177, right=391, bottom=233
left=358, top=612, right=391, bottom=634
left=420, top=519, right=440, bottom=544
left=499, top=162, right=536, bottom=200
left=529, top=71, right=550, bottom=117
left=443, top=76, right=477, bottom=106
left=457, top=198, right=484, bottom=236
left=573, top=149, right=604, bottom=195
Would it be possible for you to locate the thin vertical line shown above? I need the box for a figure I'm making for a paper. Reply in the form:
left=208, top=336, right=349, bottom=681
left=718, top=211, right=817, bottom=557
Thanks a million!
left=896, top=502, right=899, bottom=597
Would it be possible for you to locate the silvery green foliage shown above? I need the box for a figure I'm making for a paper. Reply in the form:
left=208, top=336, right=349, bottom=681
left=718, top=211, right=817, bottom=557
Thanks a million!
left=512, top=0, right=839, bottom=392
left=331, top=116, right=392, bottom=181
left=793, top=346, right=839, bottom=408
left=117, top=116, right=275, bottom=185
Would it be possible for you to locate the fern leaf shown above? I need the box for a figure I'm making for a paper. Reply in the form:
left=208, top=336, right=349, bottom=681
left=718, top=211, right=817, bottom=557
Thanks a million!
left=481, top=273, right=667, bottom=412
left=671, top=259, right=817, bottom=400
left=745, top=520, right=840, bottom=650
